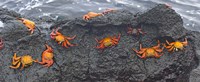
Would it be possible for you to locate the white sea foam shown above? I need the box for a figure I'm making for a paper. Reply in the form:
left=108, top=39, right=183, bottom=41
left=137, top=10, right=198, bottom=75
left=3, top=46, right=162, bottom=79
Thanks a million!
left=0, top=21, right=4, bottom=27
left=46, top=0, right=55, bottom=3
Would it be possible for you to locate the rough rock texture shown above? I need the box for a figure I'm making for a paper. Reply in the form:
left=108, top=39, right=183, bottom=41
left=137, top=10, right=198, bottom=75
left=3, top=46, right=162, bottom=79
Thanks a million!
left=0, top=4, right=199, bottom=82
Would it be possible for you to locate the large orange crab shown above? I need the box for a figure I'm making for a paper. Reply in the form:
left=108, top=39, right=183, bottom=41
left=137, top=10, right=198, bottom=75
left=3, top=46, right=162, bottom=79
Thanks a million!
left=164, top=38, right=188, bottom=52
left=38, top=44, right=54, bottom=67
left=50, top=27, right=77, bottom=48
left=95, top=34, right=121, bottom=49
left=132, top=41, right=163, bottom=59
left=10, top=53, right=38, bottom=70
left=17, top=18, right=36, bottom=34
left=0, top=38, right=4, bottom=50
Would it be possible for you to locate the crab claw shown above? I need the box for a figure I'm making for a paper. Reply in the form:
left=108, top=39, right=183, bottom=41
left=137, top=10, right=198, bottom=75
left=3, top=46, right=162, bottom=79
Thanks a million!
left=83, top=15, right=90, bottom=20
left=45, top=44, right=53, bottom=53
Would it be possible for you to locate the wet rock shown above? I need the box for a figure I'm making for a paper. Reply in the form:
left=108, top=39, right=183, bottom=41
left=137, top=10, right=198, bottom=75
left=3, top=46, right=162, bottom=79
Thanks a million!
left=0, top=4, right=199, bottom=82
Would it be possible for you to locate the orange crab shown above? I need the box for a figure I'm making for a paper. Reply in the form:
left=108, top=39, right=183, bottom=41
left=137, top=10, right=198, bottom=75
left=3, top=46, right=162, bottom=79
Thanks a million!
left=164, top=38, right=188, bottom=52
left=38, top=44, right=54, bottom=67
left=0, top=38, right=4, bottom=50
left=10, top=53, right=38, bottom=70
left=83, top=12, right=103, bottom=20
left=132, top=41, right=163, bottom=59
left=83, top=8, right=116, bottom=20
left=95, top=34, right=121, bottom=49
left=50, top=27, right=77, bottom=48
left=17, top=18, right=35, bottom=34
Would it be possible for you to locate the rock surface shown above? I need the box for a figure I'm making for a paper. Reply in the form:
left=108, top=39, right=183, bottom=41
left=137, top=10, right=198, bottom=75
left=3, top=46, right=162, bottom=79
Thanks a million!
left=0, top=4, right=199, bottom=82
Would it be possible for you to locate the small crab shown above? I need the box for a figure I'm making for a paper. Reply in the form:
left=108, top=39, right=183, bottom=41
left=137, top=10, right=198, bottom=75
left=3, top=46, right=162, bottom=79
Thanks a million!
left=0, top=38, right=4, bottom=50
left=164, top=38, right=188, bottom=52
left=95, top=34, right=121, bottom=49
left=165, top=3, right=172, bottom=8
left=127, top=27, right=146, bottom=35
left=38, top=44, right=54, bottom=67
left=50, top=27, right=77, bottom=48
left=10, top=53, right=38, bottom=70
left=17, top=18, right=35, bottom=34
left=83, top=12, right=103, bottom=20
left=132, top=41, right=163, bottom=59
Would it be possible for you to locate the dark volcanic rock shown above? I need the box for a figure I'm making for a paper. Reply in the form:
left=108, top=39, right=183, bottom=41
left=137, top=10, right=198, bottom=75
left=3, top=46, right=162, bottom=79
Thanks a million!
left=0, top=4, right=199, bottom=82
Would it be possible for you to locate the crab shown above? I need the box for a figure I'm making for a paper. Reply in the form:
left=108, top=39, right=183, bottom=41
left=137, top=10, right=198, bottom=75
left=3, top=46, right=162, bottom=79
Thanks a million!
left=165, top=3, right=172, bottom=8
left=132, top=41, right=163, bottom=59
left=17, top=18, right=35, bottom=34
left=0, top=38, right=4, bottom=50
left=50, top=27, right=77, bottom=48
left=10, top=53, right=38, bottom=70
left=83, top=12, right=103, bottom=20
left=38, top=44, right=54, bottom=67
left=83, top=8, right=116, bottom=20
left=95, top=34, right=121, bottom=49
left=127, top=27, right=146, bottom=35
left=164, top=38, right=188, bottom=52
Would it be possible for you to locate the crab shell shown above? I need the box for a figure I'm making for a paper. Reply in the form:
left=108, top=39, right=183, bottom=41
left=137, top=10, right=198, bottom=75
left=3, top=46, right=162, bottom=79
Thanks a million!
left=21, top=55, right=34, bottom=67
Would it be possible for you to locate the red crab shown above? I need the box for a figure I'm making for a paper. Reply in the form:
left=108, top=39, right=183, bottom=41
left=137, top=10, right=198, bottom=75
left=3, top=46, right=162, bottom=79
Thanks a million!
left=95, top=34, right=121, bottom=49
left=50, top=27, right=77, bottom=48
left=0, top=38, right=4, bottom=50
left=127, top=26, right=146, bottom=35
left=38, top=44, right=54, bottom=67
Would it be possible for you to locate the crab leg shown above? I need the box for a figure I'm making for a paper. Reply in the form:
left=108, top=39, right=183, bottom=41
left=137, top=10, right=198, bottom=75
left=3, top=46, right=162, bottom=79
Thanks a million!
left=154, top=52, right=162, bottom=58
left=168, top=46, right=174, bottom=52
left=140, top=52, right=147, bottom=59
left=13, top=53, right=21, bottom=61
left=95, top=38, right=103, bottom=43
left=182, top=38, right=188, bottom=46
left=20, top=64, right=25, bottom=70
left=111, top=40, right=118, bottom=45
left=133, top=48, right=146, bottom=55
left=62, top=41, right=69, bottom=48
left=138, top=28, right=146, bottom=35
left=12, top=60, right=20, bottom=66
left=166, top=40, right=174, bottom=46
left=10, top=63, right=21, bottom=69
left=153, top=41, right=161, bottom=49
left=96, top=43, right=104, bottom=49
left=164, top=44, right=173, bottom=49
left=65, top=40, right=76, bottom=47
left=155, top=48, right=163, bottom=53
left=66, top=35, right=76, bottom=40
